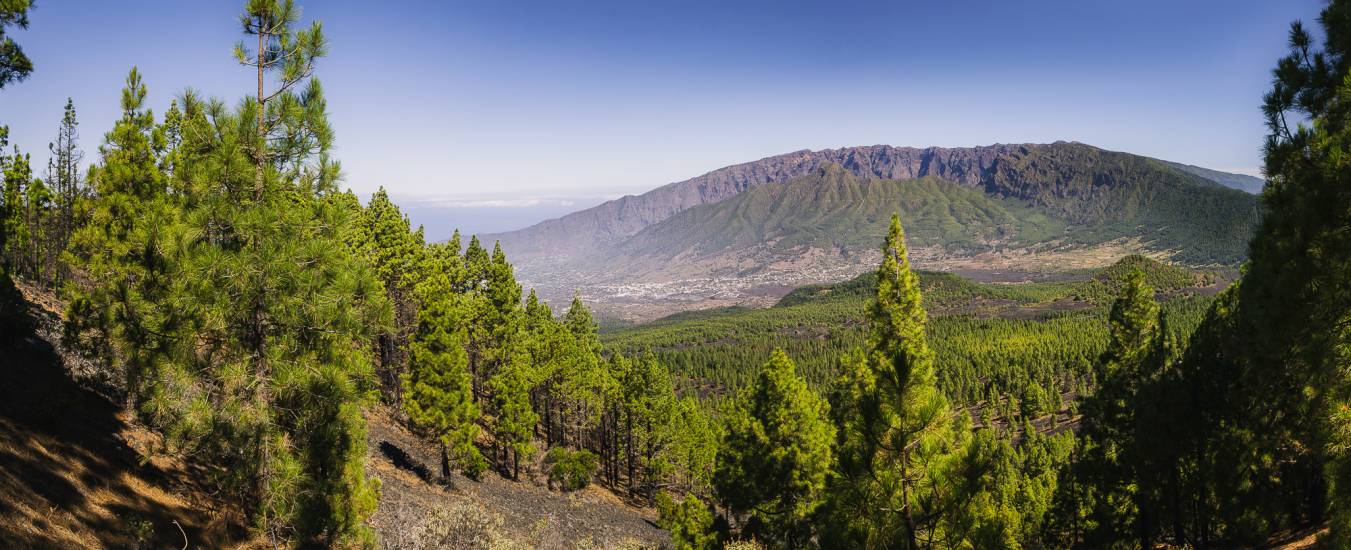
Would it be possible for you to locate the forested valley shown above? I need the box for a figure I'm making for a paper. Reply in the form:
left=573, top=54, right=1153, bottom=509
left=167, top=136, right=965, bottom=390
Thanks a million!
left=3, top=0, right=1351, bottom=549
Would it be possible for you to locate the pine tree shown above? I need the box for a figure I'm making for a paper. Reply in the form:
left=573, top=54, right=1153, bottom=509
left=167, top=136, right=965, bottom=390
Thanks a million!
left=357, top=187, right=427, bottom=401
left=462, top=234, right=490, bottom=292
left=555, top=296, right=611, bottom=448
left=489, top=342, right=540, bottom=480
left=0, top=0, right=33, bottom=89
left=64, top=68, right=177, bottom=403
left=521, top=289, right=567, bottom=449
left=460, top=235, right=493, bottom=395
left=1155, top=3, right=1351, bottom=544
left=482, top=242, right=523, bottom=376
left=1, top=144, right=31, bottom=273
left=0, top=127, right=21, bottom=331
left=127, top=4, right=387, bottom=543
left=1071, top=268, right=1161, bottom=546
left=20, top=168, right=52, bottom=281
left=619, top=354, right=678, bottom=497
left=1258, top=7, right=1351, bottom=541
left=565, top=292, right=601, bottom=356
left=46, top=97, right=85, bottom=283
left=657, top=491, right=720, bottom=550
left=667, top=396, right=719, bottom=493
left=403, top=241, right=486, bottom=479
left=824, top=214, right=965, bottom=549
left=716, top=349, right=834, bottom=546
left=234, top=0, right=329, bottom=195
left=0, top=127, right=10, bottom=278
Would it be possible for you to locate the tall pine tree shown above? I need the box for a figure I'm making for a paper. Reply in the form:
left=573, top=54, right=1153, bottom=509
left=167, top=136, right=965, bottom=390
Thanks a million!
left=403, top=240, right=486, bottom=479
left=1069, top=268, right=1165, bottom=547
left=1158, top=3, right=1351, bottom=545
left=128, top=4, right=388, bottom=544
left=824, top=214, right=967, bottom=549
left=64, top=68, right=177, bottom=404
left=46, top=97, right=84, bottom=284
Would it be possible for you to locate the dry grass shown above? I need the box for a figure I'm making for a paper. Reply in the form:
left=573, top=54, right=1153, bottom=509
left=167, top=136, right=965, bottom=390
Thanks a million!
left=0, top=281, right=257, bottom=549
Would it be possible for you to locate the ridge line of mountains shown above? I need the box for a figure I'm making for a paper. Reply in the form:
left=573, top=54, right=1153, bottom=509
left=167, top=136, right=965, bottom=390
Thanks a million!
left=477, top=141, right=1263, bottom=321
left=481, top=141, right=1261, bottom=259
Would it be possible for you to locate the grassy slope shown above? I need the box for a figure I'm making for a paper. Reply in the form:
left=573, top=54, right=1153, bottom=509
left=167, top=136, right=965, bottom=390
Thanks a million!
left=980, top=143, right=1259, bottom=263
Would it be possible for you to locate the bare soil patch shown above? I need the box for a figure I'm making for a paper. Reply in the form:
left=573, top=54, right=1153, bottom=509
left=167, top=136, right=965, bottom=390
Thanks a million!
left=365, top=407, right=667, bottom=549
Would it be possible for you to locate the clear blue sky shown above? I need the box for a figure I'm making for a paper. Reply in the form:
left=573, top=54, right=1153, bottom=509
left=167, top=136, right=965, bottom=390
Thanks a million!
left=0, top=0, right=1326, bottom=235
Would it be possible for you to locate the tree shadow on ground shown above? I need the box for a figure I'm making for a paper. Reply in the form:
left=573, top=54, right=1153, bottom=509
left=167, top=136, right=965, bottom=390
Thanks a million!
left=0, top=279, right=245, bottom=548
left=379, top=440, right=444, bottom=487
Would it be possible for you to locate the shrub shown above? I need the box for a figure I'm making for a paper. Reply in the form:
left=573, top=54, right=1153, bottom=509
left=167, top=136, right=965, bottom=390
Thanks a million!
left=656, top=491, right=719, bottom=550
left=383, top=502, right=525, bottom=550
left=544, top=447, right=599, bottom=492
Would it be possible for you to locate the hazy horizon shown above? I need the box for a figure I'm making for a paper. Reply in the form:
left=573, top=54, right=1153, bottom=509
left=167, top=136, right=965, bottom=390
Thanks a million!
left=0, top=0, right=1319, bottom=236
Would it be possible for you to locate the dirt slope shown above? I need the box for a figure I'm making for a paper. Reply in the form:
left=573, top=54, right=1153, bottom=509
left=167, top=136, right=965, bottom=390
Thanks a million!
left=0, top=280, right=666, bottom=549
left=0, top=281, right=256, bottom=549
left=365, top=406, right=667, bottom=549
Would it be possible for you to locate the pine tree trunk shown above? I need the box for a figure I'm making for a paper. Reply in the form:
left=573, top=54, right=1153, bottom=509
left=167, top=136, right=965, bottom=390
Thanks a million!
left=441, top=441, right=451, bottom=479
left=544, top=394, right=553, bottom=447
left=626, top=411, right=635, bottom=494
left=644, top=420, right=655, bottom=499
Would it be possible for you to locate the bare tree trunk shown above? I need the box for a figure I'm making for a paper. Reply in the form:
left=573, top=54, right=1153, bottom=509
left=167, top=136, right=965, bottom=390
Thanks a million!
left=626, top=410, right=635, bottom=494
left=441, top=442, right=451, bottom=479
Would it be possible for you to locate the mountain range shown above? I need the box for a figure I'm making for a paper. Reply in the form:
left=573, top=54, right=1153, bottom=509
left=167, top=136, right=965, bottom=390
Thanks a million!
left=480, top=142, right=1262, bottom=320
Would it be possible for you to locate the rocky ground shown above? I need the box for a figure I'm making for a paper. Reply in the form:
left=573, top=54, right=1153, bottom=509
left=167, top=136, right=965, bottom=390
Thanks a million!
left=365, top=407, right=666, bottom=549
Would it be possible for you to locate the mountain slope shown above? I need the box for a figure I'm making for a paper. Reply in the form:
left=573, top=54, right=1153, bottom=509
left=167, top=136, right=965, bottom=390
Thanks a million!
left=608, top=167, right=1065, bottom=281
left=595, top=162, right=1251, bottom=289
left=1162, top=161, right=1266, bottom=194
left=481, top=142, right=1260, bottom=320
left=484, top=142, right=1259, bottom=264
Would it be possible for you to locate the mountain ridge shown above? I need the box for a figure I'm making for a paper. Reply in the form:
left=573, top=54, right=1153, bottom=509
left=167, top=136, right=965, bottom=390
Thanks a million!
left=480, top=142, right=1259, bottom=263
left=477, top=142, right=1260, bottom=320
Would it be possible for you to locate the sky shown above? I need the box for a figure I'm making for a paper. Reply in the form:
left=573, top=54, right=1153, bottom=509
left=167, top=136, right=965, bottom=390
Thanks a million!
left=0, top=0, right=1327, bottom=237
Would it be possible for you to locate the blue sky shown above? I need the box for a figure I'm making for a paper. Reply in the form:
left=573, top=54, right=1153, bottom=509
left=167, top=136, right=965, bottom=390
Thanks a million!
left=0, top=0, right=1326, bottom=236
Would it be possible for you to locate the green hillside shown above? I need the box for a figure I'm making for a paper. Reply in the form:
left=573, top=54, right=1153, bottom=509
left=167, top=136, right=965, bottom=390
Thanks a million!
left=602, top=256, right=1220, bottom=413
left=982, top=144, right=1260, bottom=261
left=615, top=151, right=1259, bottom=274
left=619, top=166, right=1066, bottom=261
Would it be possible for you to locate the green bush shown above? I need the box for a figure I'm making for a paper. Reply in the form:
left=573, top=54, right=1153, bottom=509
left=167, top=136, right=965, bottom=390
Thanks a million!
left=544, top=447, right=598, bottom=492
left=656, top=491, right=719, bottom=550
